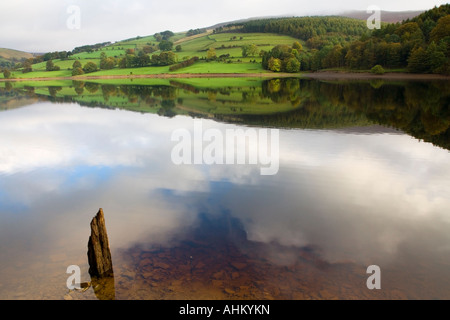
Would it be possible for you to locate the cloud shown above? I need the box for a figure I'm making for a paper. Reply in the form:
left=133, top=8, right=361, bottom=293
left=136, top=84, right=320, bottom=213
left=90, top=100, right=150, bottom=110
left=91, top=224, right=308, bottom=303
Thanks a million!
left=0, top=0, right=448, bottom=51
left=1, top=103, right=450, bottom=268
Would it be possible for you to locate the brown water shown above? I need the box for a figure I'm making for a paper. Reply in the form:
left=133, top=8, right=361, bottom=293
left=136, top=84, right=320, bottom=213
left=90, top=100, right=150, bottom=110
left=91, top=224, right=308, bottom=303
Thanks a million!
left=0, top=80, right=450, bottom=300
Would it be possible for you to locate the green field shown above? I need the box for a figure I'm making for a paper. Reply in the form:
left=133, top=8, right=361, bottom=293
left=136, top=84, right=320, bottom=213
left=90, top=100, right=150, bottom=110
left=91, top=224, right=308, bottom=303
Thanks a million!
left=5, top=69, right=72, bottom=79
left=2, top=30, right=303, bottom=79
left=170, top=32, right=301, bottom=60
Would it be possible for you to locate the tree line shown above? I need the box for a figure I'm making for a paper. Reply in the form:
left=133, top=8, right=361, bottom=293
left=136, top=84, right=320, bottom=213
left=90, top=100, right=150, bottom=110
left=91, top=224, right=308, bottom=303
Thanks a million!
left=169, top=56, right=199, bottom=71
left=186, top=28, right=207, bottom=37
left=223, top=5, right=450, bottom=74
left=224, top=16, right=368, bottom=45
left=322, top=5, right=450, bottom=74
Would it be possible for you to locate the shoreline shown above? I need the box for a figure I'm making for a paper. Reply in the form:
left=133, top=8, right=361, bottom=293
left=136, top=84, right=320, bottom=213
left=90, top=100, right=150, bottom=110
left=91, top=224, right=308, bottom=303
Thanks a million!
left=1, top=71, right=449, bottom=82
left=302, top=71, right=450, bottom=80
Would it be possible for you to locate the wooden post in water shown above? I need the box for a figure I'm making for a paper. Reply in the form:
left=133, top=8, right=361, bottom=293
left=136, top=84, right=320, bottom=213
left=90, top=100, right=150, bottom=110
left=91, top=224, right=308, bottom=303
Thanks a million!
left=87, top=208, right=114, bottom=278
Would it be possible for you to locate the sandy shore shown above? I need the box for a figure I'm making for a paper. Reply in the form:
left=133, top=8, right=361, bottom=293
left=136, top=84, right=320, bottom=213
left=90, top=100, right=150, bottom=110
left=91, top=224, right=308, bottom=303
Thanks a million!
left=1, top=71, right=449, bottom=82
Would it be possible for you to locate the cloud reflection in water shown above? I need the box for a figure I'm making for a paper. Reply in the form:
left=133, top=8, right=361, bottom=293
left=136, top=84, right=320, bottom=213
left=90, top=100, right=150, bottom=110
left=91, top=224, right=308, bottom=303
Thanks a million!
left=0, top=102, right=449, bottom=279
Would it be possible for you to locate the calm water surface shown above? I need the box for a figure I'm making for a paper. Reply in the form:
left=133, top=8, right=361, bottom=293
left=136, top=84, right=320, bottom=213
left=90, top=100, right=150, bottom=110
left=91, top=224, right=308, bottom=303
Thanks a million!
left=0, top=79, right=449, bottom=300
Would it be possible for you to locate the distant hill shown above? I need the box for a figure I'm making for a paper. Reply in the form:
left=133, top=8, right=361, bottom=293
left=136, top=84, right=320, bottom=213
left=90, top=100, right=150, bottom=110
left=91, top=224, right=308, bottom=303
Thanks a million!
left=0, top=48, right=33, bottom=61
left=207, top=10, right=424, bottom=30
left=338, top=10, right=424, bottom=23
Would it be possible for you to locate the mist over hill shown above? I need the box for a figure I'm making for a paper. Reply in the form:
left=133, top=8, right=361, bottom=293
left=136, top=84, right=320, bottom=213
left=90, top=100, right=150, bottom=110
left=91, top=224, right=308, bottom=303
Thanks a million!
left=338, top=10, right=424, bottom=23
left=206, top=9, right=424, bottom=30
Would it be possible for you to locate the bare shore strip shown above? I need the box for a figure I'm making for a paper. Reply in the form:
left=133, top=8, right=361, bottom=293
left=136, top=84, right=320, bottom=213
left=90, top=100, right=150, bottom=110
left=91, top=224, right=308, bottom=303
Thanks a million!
left=1, top=71, right=449, bottom=82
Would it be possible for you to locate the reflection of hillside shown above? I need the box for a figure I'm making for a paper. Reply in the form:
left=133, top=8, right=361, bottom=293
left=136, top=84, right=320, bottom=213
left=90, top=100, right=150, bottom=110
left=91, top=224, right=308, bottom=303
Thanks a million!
left=336, top=81, right=450, bottom=151
left=0, top=86, right=39, bottom=111
left=334, top=125, right=403, bottom=135
left=228, top=79, right=450, bottom=151
left=221, top=100, right=371, bottom=129
left=1, top=78, right=449, bottom=151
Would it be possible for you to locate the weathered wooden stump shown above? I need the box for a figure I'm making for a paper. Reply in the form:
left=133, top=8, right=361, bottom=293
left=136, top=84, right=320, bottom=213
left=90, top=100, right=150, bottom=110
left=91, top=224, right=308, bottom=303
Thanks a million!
left=87, top=208, right=114, bottom=278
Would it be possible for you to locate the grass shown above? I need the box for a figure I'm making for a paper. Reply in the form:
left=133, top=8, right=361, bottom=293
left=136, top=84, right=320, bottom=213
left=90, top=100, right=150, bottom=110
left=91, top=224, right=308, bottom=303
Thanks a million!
left=7, top=30, right=301, bottom=80
left=115, top=35, right=159, bottom=48
left=32, top=58, right=100, bottom=71
left=6, top=70, right=72, bottom=79
left=73, top=47, right=131, bottom=59
left=83, top=65, right=170, bottom=76
left=172, top=61, right=265, bottom=74
left=210, top=33, right=301, bottom=47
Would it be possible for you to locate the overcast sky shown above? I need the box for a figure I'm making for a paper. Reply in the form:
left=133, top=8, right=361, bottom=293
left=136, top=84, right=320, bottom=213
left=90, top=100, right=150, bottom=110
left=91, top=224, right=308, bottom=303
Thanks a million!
left=0, top=0, right=448, bottom=52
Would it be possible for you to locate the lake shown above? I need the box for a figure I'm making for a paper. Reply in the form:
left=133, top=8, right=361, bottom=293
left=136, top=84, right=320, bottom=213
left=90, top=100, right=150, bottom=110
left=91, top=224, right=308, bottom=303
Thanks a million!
left=0, top=77, right=449, bottom=300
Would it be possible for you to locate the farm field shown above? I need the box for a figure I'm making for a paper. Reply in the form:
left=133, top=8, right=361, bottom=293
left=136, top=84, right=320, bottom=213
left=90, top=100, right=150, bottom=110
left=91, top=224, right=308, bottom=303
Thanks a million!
left=1, top=31, right=302, bottom=79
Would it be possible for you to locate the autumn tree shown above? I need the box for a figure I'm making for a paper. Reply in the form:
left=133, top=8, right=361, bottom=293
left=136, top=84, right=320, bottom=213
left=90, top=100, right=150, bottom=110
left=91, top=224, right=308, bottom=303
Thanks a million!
left=100, top=52, right=117, bottom=70
left=242, top=44, right=259, bottom=57
left=46, top=60, right=60, bottom=71
left=73, top=60, right=82, bottom=69
left=371, top=64, right=385, bottom=74
left=206, top=48, right=217, bottom=61
left=151, top=51, right=176, bottom=66
left=72, top=67, right=84, bottom=76
left=430, top=15, right=450, bottom=43
left=285, top=57, right=301, bottom=72
left=263, top=44, right=301, bottom=72
left=143, top=45, right=156, bottom=54
left=268, top=57, right=282, bottom=72
left=134, top=51, right=150, bottom=67
left=158, top=40, right=173, bottom=51
left=427, top=41, right=447, bottom=73
left=3, top=69, right=11, bottom=79
left=407, top=47, right=430, bottom=73
left=83, top=61, right=98, bottom=73
left=292, top=41, right=303, bottom=52
left=22, top=60, right=33, bottom=73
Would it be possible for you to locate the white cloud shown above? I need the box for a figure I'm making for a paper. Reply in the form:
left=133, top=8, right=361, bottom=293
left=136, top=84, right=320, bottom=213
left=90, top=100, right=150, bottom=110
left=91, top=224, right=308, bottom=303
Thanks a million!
left=1, top=103, right=450, bottom=267
left=0, top=0, right=448, bottom=51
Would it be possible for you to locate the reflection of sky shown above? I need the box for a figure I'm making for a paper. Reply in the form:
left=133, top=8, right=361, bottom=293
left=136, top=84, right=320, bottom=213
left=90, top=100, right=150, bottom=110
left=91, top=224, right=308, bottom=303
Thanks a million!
left=0, top=102, right=450, bottom=274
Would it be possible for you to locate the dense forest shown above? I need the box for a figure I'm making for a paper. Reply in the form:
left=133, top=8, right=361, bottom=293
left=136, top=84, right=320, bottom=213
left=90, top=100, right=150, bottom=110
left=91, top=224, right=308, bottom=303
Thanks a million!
left=342, top=4, right=450, bottom=73
left=225, top=4, right=450, bottom=74
left=225, top=16, right=366, bottom=40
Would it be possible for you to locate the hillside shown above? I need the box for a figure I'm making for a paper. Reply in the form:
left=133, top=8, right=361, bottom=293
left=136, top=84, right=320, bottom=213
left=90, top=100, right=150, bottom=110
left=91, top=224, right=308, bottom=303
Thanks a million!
left=0, top=48, right=33, bottom=60
left=0, top=15, right=368, bottom=79
left=0, top=48, right=34, bottom=69
left=1, top=4, right=449, bottom=79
